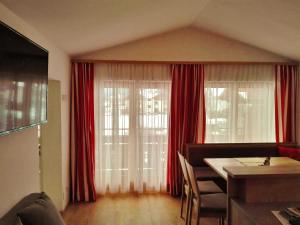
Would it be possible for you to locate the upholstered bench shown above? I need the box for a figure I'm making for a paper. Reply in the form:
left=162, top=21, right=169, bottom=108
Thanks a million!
left=185, top=143, right=282, bottom=167
left=278, top=145, right=300, bottom=161
left=185, top=143, right=298, bottom=191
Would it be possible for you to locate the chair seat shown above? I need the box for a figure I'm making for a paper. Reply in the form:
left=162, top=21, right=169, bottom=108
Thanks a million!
left=193, top=193, right=227, bottom=214
left=197, top=181, right=223, bottom=194
left=184, top=180, right=222, bottom=195
left=195, top=167, right=220, bottom=181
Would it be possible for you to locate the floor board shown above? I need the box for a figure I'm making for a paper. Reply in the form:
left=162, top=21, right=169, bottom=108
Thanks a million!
left=63, top=194, right=218, bottom=225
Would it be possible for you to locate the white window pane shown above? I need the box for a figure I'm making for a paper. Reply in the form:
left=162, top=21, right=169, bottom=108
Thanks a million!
left=95, top=76, right=171, bottom=194
left=205, top=81, right=275, bottom=143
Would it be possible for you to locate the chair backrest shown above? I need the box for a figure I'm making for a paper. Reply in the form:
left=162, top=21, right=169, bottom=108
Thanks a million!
left=178, top=152, right=190, bottom=184
left=185, top=159, right=200, bottom=198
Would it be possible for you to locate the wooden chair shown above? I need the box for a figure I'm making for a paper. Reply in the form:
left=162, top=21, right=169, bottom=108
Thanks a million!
left=185, top=159, right=226, bottom=225
left=177, top=152, right=223, bottom=222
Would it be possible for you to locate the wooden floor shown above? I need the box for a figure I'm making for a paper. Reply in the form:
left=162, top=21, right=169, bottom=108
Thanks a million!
left=63, top=194, right=219, bottom=225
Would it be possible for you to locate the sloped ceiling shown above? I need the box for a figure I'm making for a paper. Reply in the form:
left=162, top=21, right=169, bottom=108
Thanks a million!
left=78, top=27, right=290, bottom=62
left=194, top=0, right=300, bottom=61
left=0, top=0, right=299, bottom=60
left=0, top=0, right=210, bottom=55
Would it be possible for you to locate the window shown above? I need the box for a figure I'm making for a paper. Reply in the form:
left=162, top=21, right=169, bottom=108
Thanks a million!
left=204, top=65, right=276, bottom=143
left=94, top=64, right=170, bottom=194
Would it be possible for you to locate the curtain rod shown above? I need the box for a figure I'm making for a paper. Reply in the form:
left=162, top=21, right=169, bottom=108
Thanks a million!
left=71, top=59, right=298, bottom=66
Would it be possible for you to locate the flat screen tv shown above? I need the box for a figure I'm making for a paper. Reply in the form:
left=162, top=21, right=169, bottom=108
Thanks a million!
left=0, top=21, right=48, bottom=135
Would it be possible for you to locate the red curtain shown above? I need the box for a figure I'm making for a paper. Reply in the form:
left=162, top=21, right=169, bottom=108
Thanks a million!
left=167, top=64, right=205, bottom=196
left=275, top=65, right=298, bottom=143
left=70, top=62, right=96, bottom=202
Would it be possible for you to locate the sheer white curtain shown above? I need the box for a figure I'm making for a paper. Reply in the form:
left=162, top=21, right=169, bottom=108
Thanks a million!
left=94, top=63, right=171, bottom=194
left=204, top=65, right=275, bottom=143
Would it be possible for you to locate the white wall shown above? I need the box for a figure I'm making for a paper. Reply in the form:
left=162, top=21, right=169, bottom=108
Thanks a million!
left=0, top=3, right=70, bottom=215
left=77, top=27, right=291, bottom=62
left=0, top=128, right=39, bottom=217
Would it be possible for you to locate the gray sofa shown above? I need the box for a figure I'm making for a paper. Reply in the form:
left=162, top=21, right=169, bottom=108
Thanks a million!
left=0, top=193, right=65, bottom=225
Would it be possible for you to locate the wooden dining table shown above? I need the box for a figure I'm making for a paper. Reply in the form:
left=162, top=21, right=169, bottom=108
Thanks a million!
left=204, top=156, right=300, bottom=180
left=203, top=156, right=300, bottom=225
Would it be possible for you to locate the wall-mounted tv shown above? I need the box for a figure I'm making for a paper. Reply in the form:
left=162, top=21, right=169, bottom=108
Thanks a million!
left=0, top=21, right=48, bottom=135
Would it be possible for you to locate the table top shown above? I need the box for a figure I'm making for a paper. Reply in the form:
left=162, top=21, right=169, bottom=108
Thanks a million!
left=204, top=157, right=300, bottom=180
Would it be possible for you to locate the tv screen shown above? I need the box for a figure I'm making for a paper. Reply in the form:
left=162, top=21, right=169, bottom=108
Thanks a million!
left=0, top=21, right=48, bottom=135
